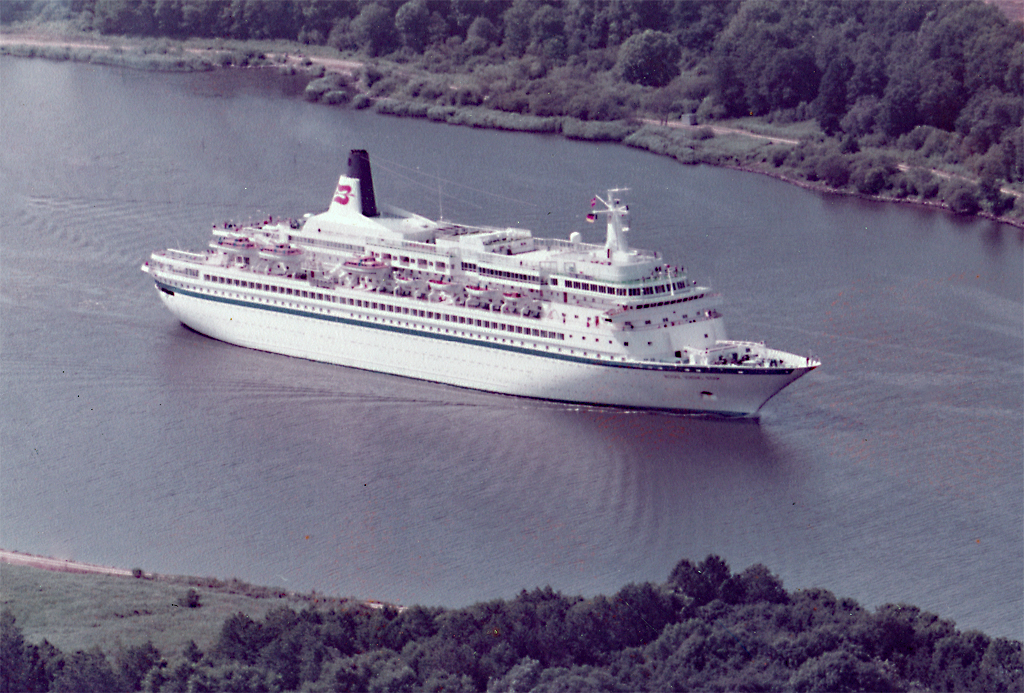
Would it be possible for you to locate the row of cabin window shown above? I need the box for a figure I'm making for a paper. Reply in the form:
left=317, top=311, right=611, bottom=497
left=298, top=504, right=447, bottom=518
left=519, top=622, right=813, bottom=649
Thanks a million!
left=556, top=278, right=689, bottom=296
left=205, top=274, right=323, bottom=299
left=397, top=255, right=446, bottom=270
left=202, top=273, right=565, bottom=340
left=464, top=263, right=540, bottom=284
left=356, top=302, right=563, bottom=340
left=289, top=235, right=363, bottom=254
left=631, top=293, right=707, bottom=311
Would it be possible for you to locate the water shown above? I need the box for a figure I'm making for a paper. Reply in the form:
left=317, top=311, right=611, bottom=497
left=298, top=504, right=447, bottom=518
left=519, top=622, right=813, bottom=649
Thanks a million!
left=1, top=59, right=1021, bottom=639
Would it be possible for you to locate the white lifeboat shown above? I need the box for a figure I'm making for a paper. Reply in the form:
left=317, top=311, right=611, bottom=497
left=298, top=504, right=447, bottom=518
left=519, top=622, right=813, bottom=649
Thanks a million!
left=465, top=285, right=492, bottom=308
left=208, top=235, right=258, bottom=267
left=258, top=242, right=302, bottom=259
left=343, top=256, right=387, bottom=273
left=210, top=235, right=256, bottom=251
left=259, top=242, right=302, bottom=276
left=392, top=275, right=420, bottom=296
left=520, top=300, right=542, bottom=318
left=427, top=279, right=451, bottom=302
left=500, top=291, right=521, bottom=314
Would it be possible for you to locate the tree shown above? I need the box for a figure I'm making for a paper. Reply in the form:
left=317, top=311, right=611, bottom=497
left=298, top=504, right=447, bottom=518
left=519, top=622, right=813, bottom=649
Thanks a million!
left=528, top=4, right=566, bottom=60
left=212, top=612, right=264, bottom=664
left=789, top=649, right=899, bottom=693
left=502, top=0, right=538, bottom=57
left=351, top=2, right=399, bottom=57
left=762, top=48, right=819, bottom=111
left=976, top=637, right=1024, bottom=692
left=668, top=555, right=734, bottom=608
left=617, top=30, right=681, bottom=87
left=486, top=656, right=542, bottom=692
left=395, top=0, right=431, bottom=52
left=465, top=15, right=499, bottom=53
left=51, top=649, right=122, bottom=693
left=815, top=54, right=854, bottom=135
left=608, top=582, right=678, bottom=650
left=115, top=641, right=163, bottom=691
left=1, top=611, right=49, bottom=693
left=736, top=563, right=789, bottom=604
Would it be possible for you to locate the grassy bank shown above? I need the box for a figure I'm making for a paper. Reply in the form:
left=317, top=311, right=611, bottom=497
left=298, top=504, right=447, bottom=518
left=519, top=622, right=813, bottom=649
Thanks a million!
left=2, top=26, right=1022, bottom=229
left=0, top=562, right=352, bottom=656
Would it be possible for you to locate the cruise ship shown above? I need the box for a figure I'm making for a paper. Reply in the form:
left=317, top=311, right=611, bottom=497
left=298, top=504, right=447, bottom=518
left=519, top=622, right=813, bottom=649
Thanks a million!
left=142, top=150, right=818, bottom=416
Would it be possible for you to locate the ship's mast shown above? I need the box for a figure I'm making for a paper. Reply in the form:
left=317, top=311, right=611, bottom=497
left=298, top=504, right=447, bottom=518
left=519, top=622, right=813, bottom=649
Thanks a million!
left=587, top=189, right=630, bottom=259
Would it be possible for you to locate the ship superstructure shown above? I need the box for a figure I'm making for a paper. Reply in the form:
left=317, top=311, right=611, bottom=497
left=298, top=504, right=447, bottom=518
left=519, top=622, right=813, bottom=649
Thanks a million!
left=142, top=150, right=818, bottom=415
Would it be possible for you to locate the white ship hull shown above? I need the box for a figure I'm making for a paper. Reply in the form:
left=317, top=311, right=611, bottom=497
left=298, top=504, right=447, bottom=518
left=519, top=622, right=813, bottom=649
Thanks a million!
left=156, top=281, right=812, bottom=416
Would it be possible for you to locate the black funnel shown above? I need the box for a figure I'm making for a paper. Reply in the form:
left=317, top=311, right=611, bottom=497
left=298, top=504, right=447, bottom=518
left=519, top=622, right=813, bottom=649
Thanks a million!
left=346, top=149, right=378, bottom=217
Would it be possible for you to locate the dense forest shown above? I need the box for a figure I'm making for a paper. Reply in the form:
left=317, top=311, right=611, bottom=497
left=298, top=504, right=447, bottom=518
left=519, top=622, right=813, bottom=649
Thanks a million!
left=2, top=556, right=1022, bottom=692
left=2, top=0, right=1022, bottom=219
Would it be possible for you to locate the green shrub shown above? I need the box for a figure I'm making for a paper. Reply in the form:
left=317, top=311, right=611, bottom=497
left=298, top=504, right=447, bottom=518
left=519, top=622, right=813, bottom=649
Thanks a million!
left=816, top=154, right=851, bottom=188
left=561, top=119, right=638, bottom=142
left=769, top=147, right=790, bottom=167
left=303, top=72, right=352, bottom=102
left=913, top=171, right=940, bottom=199
left=945, top=183, right=981, bottom=215
left=361, top=63, right=386, bottom=88
left=454, top=86, right=483, bottom=107
left=352, top=94, right=374, bottom=110
left=368, top=75, right=405, bottom=98
left=491, top=90, right=530, bottom=114
left=854, top=166, right=887, bottom=195
left=185, top=589, right=201, bottom=609
left=443, top=108, right=559, bottom=133
left=375, top=100, right=430, bottom=118
left=427, top=106, right=457, bottom=122
left=323, top=90, right=349, bottom=105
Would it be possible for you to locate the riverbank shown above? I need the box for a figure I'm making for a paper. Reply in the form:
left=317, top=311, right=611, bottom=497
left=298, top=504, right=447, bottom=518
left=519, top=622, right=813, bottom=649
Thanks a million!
left=1, top=27, right=1021, bottom=230
left=4, top=550, right=1021, bottom=693
left=0, top=550, right=395, bottom=655
left=0, top=548, right=393, bottom=608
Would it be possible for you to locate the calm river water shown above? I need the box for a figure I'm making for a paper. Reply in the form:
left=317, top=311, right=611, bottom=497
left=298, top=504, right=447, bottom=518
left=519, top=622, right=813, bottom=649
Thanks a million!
left=1, top=59, right=1021, bottom=639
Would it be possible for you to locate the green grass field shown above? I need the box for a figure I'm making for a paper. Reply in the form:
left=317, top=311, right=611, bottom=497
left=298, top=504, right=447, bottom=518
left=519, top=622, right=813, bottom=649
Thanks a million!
left=1, top=563, right=335, bottom=658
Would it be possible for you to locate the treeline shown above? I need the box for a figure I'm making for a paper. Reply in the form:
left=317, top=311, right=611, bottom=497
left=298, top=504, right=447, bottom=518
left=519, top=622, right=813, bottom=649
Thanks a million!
left=3, top=556, right=1022, bottom=692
